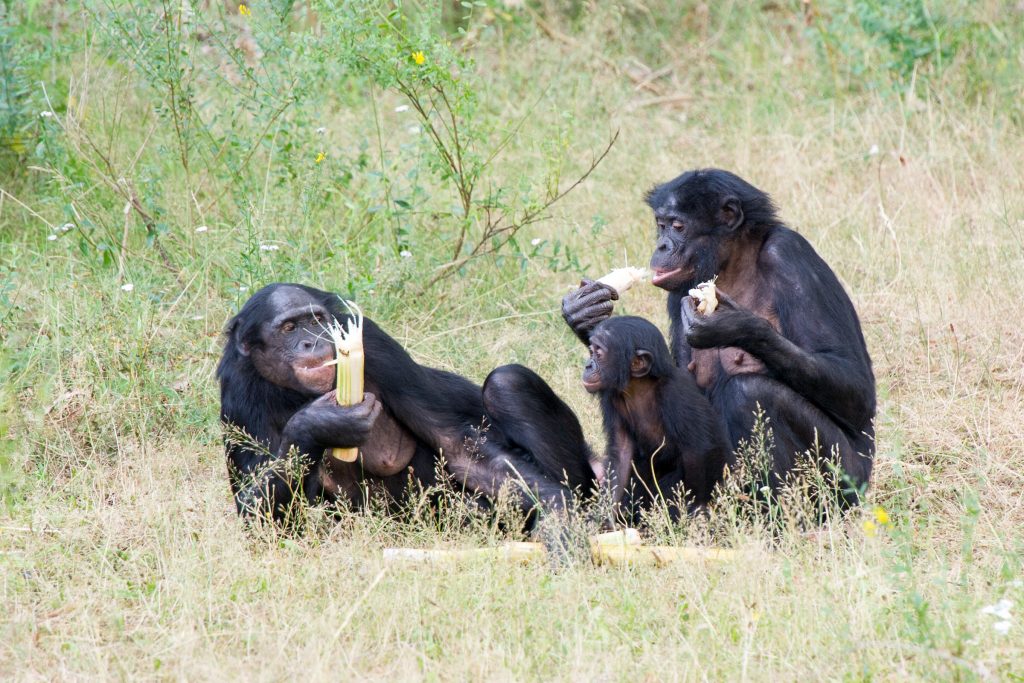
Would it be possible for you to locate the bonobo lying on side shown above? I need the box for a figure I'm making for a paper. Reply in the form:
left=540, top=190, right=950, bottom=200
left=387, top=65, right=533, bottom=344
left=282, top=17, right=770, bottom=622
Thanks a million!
left=218, top=283, right=596, bottom=523
left=583, top=316, right=729, bottom=522
left=564, top=169, right=876, bottom=505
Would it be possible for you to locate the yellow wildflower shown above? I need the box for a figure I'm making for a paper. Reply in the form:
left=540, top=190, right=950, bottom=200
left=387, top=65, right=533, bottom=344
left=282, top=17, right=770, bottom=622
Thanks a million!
left=411, top=51, right=426, bottom=65
left=315, top=152, right=326, bottom=164
left=862, top=519, right=877, bottom=538
left=873, top=506, right=890, bottom=527
left=239, top=4, right=250, bottom=16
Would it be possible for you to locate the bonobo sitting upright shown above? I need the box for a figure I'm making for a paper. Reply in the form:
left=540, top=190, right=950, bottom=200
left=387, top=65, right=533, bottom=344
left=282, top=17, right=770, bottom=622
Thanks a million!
left=583, top=316, right=729, bottom=522
left=563, top=169, right=875, bottom=505
left=218, top=283, right=595, bottom=522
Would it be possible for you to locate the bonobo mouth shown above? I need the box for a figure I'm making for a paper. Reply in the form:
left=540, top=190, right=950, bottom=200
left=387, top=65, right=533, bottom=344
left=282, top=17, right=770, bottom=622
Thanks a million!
left=582, top=378, right=602, bottom=394
left=651, top=267, right=686, bottom=290
left=294, top=357, right=336, bottom=392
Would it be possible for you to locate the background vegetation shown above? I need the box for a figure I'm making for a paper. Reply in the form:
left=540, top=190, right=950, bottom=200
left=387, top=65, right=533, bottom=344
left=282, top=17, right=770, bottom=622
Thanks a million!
left=1, top=0, right=1023, bottom=679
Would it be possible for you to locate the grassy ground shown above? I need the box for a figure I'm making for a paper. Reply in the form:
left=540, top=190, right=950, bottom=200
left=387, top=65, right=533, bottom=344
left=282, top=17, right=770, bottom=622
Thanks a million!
left=2, top=1, right=1023, bottom=680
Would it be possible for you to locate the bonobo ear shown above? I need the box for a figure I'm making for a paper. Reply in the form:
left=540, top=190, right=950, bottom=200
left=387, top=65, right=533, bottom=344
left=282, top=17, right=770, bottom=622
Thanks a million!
left=630, top=350, right=653, bottom=378
left=720, top=196, right=744, bottom=230
left=226, top=317, right=251, bottom=357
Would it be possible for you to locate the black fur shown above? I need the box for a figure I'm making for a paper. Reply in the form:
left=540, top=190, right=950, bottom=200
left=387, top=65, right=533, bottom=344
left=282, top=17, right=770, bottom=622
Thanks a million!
left=563, top=169, right=876, bottom=508
left=219, top=283, right=595, bottom=522
left=652, top=170, right=875, bottom=504
left=589, top=317, right=729, bottom=522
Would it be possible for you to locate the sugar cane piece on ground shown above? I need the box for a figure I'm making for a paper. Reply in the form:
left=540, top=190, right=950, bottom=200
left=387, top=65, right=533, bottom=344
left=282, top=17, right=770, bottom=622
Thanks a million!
left=596, top=267, right=651, bottom=295
left=591, top=544, right=736, bottom=567
left=688, top=279, right=719, bottom=315
left=382, top=528, right=735, bottom=567
left=324, top=299, right=364, bottom=463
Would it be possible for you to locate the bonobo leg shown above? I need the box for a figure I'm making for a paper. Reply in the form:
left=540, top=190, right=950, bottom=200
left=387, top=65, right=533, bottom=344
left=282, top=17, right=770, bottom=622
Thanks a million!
left=710, top=373, right=873, bottom=507
left=482, top=364, right=595, bottom=492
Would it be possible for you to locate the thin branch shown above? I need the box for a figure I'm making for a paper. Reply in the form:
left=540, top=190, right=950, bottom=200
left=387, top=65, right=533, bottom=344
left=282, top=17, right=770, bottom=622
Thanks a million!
left=420, top=130, right=618, bottom=291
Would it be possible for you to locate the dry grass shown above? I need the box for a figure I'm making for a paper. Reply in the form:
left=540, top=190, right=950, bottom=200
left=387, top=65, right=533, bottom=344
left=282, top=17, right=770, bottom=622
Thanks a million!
left=2, top=2, right=1024, bottom=680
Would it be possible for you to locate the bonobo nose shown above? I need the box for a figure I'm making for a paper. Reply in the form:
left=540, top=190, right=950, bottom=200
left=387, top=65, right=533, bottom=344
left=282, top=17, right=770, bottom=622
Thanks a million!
left=300, top=339, right=315, bottom=351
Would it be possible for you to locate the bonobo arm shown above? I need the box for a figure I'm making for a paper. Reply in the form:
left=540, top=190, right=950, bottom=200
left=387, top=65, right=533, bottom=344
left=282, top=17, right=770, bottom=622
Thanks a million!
left=561, top=279, right=618, bottom=345
left=277, top=392, right=381, bottom=458
left=230, top=393, right=381, bottom=520
left=683, top=293, right=873, bottom=431
left=604, top=421, right=635, bottom=513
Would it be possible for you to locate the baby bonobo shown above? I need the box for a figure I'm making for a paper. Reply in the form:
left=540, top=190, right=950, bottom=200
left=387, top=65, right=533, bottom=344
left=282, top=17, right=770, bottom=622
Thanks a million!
left=583, top=316, right=730, bottom=522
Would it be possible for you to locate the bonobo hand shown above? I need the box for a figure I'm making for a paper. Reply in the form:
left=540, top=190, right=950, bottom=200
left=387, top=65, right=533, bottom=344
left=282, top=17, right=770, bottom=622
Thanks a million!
left=682, top=290, right=769, bottom=350
left=561, top=279, right=619, bottom=344
left=281, top=392, right=382, bottom=455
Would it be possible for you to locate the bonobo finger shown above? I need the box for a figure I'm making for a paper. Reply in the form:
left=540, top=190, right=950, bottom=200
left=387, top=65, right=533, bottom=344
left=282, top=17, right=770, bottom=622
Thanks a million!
left=570, top=287, right=617, bottom=315
left=579, top=303, right=614, bottom=327
left=680, top=295, right=699, bottom=327
left=366, top=398, right=383, bottom=425
left=581, top=278, right=619, bottom=301
left=360, top=392, right=377, bottom=407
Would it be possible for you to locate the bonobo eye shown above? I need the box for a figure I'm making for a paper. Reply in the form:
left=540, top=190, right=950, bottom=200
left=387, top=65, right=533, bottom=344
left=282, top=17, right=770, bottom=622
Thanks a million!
left=281, top=321, right=296, bottom=333
left=672, top=221, right=685, bottom=231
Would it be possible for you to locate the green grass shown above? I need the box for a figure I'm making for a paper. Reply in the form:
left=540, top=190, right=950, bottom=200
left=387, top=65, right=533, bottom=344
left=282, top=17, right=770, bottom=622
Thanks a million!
left=2, top=1, right=1024, bottom=679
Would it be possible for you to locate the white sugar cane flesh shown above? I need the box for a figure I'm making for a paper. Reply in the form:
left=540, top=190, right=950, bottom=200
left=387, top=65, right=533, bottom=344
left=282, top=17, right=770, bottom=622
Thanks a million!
left=688, top=279, right=719, bottom=315
left=596, top=267, right=650, bottom=295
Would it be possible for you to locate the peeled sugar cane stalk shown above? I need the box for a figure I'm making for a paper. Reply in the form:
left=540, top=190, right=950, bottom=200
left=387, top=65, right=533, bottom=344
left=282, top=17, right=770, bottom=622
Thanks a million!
left=325, top=299, right=364, bottom=463
left=596, top=266, right=650, bottom=295
left=382, top=527, right=736, bottom=567
left=688, top=279, right=719, bottom=315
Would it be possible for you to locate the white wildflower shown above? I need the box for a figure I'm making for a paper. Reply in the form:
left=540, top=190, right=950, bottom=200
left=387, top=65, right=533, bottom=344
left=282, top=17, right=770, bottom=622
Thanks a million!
left=394, top=105, right=410, bottom=113
left=981, top=599, right=1013, bottom=621
left=259, top=244, right=280, bottom=252
left=399, top=250, right=411, bottom=258
left=530, top=238, right=542, bottom=246
left=60, top=222, right=74, bottom=232
left=121, top=283, right=134, bottom=292
left=407, top=125, right=421, bottom=134
left=315, top=126, right=327, bottom=135
left=47, top=234, right=57, bottom=241
left=40, top=110, right=53, bottom=118
left=868, top=144, right=880, bottom=156
left=194, top=225, right=208, bottom=233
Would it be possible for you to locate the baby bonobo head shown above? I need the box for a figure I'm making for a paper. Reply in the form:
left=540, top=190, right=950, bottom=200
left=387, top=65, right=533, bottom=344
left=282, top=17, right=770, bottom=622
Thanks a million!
left=582, top=316, right=676, bottom=394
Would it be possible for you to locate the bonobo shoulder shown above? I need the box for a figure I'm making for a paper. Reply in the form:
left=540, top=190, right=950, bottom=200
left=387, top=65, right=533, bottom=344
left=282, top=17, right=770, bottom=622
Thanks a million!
left=758, top=224, right=835, bottom=286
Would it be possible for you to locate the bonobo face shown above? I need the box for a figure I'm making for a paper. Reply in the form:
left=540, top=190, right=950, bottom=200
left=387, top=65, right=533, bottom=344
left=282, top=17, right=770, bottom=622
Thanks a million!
left=242, top=286, right=336, bottom=395
left=646, top=172, right=743, bottom=291
left=582, top=330, right=611, bottom=393
left=584, top=326, right=654, bottom=394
